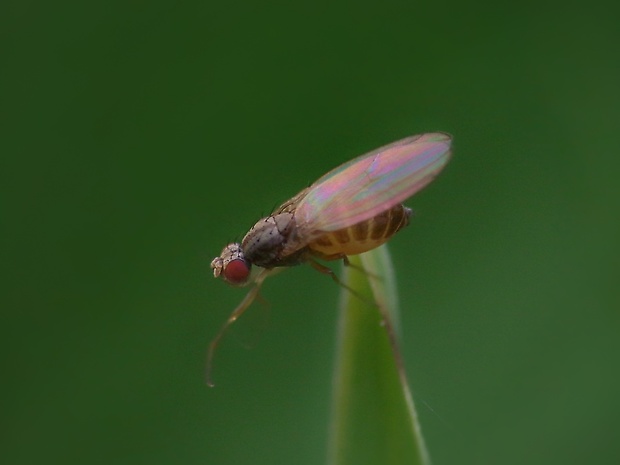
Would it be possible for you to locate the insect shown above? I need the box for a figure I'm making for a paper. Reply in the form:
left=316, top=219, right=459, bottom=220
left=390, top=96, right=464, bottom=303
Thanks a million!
left=208, top=132, right=452, bottom=386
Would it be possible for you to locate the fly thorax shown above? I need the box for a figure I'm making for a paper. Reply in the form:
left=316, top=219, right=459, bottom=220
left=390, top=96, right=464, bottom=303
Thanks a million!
left=242, top=213, right=296, bottom=267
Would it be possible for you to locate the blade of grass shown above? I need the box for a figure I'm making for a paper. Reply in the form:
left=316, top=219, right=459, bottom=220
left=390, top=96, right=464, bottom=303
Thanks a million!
left=327, top=245, right=430, bottom=465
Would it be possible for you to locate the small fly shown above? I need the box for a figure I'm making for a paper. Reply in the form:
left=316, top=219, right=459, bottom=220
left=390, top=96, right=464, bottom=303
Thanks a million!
left=208, top=132, right=452, bottom=386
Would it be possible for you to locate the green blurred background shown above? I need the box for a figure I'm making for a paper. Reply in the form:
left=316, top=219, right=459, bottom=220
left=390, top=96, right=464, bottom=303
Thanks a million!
left=2, top=1, right=619, bottom=464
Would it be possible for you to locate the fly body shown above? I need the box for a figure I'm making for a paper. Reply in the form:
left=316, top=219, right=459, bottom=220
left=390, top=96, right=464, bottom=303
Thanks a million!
left=307, top=204, right=412, bottom=259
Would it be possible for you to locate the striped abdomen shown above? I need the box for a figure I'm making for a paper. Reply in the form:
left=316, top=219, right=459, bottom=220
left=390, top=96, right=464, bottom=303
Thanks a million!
left=308, top=205, right=412, bottom=259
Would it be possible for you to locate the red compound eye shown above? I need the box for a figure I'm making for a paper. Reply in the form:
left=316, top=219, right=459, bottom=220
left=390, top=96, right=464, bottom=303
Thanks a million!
left=223, top=259, right=251, bottom=285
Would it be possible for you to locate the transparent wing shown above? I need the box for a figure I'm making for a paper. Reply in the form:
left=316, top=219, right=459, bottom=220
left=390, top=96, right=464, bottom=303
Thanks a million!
left=295, top=132, right=452, bottom=234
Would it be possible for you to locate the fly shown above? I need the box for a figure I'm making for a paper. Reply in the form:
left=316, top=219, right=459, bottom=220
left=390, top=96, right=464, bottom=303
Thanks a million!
left=208, top=132, right=452, bottom=386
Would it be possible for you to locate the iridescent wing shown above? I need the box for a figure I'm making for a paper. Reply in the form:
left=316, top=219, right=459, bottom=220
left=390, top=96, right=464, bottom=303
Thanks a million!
left=294, top=132, right=451, bottom=236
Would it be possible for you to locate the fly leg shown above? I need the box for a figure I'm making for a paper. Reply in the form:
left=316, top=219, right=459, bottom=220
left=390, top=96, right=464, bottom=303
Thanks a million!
left=308, top=258, right=377, bottom=308
left=207, top=268, right=275, bottom=387
left=341, top=255, right=382, bottom=281
left=310, top=251, right=380, bottom=281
